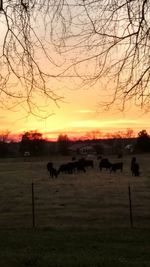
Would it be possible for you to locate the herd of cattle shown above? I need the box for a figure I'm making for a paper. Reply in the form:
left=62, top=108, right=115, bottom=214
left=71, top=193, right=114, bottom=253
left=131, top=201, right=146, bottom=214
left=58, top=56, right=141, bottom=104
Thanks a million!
left=46, top=156, right=140, bottom=178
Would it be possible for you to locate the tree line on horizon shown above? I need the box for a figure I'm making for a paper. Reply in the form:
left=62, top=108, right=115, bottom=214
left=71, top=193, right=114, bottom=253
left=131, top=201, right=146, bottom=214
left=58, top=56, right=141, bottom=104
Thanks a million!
left=0, top=129, right=150, bottom=158
left=0, top=127, right=139, bottom=143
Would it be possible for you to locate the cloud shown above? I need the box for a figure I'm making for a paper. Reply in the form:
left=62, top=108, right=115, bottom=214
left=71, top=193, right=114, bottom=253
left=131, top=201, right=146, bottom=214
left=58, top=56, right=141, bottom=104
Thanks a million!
left=73, top=109, right=95, bottom=114
left=69, top=119, right=139, bottom=128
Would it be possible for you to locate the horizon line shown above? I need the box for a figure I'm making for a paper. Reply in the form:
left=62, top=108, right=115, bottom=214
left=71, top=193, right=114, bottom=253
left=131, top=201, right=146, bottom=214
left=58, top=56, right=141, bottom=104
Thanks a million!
left=5, top=128, right=142, bottom=142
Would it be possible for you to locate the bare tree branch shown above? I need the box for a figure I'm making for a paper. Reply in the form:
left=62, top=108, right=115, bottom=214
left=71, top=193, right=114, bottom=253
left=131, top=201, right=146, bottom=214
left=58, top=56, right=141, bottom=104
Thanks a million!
left=0, top=0, right=150, bottom=116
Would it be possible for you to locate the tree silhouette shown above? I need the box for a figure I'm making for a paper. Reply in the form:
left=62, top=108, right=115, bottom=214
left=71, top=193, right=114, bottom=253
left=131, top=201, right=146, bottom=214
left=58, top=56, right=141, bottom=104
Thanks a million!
left=43, top=0, right=150, bottom=111
left=0, top=130, right=10, bottom=157
left=57, top=134, right=70, bottom=155
left=0, top=0, right=63, bottom=117
left=0, top=1, right=150, bottom=115
left=136, top=129, right=150, bottom=152
left=19, top=130, right=45, bottom=156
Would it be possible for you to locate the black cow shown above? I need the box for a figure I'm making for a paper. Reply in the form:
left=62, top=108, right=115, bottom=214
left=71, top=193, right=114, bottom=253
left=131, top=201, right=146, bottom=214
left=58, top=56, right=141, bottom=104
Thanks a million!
left=75, top=161, right=86, bottom=173
left=58, top=163, right=73, bottom=174
left=79, top=158, right=94, bottom=169
left=46, top=162, right=58, bottom=178
left=131, top=157, right=140, bottom=176
left=49, top=167, right=58, bottom=178
left=85, top=159, right=94, bottom=169
left=99, top=158, right=112, bottom=171
left=110, top=162, right=123, bottom=173
left=47, top=162, right=53, bottom=171
left=132, top=162, right=140, bottom=176
left=58, top=161, right=86, bottom=175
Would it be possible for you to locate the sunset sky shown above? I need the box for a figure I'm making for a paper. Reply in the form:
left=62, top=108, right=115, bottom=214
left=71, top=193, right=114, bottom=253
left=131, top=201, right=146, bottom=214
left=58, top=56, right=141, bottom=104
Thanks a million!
left=0, top=2, right=150, bottom=142
left=2, top=85, right=150, bottom=141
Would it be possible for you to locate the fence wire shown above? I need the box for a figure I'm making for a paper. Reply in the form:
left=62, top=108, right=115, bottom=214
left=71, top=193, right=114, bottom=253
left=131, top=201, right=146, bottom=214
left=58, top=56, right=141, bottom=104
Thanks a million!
left=0, top=178, right=150, bottom=229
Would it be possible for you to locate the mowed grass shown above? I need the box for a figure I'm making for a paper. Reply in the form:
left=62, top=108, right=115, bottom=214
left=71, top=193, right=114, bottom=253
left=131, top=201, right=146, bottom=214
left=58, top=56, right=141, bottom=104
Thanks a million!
left=0, top=154, right=150, bottom=267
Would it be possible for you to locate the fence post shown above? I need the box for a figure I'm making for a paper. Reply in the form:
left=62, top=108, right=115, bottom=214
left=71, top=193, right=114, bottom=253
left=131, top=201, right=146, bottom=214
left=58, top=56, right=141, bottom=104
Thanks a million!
left=31, top=182, right=35, bottom=228
left=128, top=183, right=133, bottom=228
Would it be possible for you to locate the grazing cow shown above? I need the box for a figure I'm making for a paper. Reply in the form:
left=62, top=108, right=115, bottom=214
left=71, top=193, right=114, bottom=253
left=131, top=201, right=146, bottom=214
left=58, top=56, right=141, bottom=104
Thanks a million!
left=49, top=167, right=58, bottom=178
left=84, top=159, right=94, bottom=169
left=131, top=157, right=140, bottom=176
left=79, top=158, right=94, bottom=169
left=47, top=162, right=53, bottom=172
left=75, top=161, right=86, bottom=173
left=46, top=162, right=58, bottom=178
left=58, top=161, right=86, bottom=175
left=99, top=158, right=112, bottom=171
left=58, top=163, right=73, bottom=174
left=110, top=162, right=123, bottom=173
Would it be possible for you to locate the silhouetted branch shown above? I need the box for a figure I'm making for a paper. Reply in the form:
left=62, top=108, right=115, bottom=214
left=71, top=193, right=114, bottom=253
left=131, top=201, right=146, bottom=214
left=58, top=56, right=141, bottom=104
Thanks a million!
left=0, top=1, right=150, bottom=116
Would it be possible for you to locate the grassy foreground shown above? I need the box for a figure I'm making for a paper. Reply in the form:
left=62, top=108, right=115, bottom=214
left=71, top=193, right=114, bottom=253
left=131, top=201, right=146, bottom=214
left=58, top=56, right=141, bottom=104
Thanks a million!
left=0, top=227, right=150, bottom=267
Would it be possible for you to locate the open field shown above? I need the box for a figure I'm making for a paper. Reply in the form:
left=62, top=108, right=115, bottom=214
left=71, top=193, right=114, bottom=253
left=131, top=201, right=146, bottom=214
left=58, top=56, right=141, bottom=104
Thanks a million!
left=0, top=154, right=150, bottom=229
left=0, top=154, right=150, bottom=267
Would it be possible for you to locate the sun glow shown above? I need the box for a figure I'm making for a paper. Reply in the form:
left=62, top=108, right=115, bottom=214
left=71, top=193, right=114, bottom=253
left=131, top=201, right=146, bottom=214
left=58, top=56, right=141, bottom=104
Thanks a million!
left=2, top=102, right=150, bottom=142
left=69, top=119, right=138, bottom=128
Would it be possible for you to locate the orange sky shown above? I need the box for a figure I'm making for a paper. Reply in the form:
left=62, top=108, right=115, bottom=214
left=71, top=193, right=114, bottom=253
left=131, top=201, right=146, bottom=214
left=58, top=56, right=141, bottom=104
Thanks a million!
left=0, top=50, right=149, bottom=141
left=0, top=10, right=150, bottom=141
left=2, top=84, right=150, bottom=141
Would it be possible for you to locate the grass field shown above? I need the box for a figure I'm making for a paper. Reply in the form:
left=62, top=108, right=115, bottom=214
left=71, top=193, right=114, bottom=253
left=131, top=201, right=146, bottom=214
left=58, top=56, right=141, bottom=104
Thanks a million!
left=0, top=154, right=150, bottom=266
left=0, top=154, right=150, bottom=229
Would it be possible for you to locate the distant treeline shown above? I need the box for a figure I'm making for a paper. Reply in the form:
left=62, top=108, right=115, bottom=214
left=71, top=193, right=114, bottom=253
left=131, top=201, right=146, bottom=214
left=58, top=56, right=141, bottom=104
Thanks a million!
left=0, top=129, right=150, bottom=158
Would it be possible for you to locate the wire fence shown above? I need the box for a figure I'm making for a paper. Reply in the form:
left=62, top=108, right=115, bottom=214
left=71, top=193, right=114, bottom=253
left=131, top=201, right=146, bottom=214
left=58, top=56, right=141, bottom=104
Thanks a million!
left=0, top=179, right=150, bottom=229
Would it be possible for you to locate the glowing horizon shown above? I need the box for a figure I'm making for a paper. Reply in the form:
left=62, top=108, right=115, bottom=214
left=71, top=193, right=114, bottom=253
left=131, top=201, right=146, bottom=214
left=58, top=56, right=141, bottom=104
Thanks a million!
left=0, top=75, right=150, bottom=140
left=6, top=115, right=150, bottom=142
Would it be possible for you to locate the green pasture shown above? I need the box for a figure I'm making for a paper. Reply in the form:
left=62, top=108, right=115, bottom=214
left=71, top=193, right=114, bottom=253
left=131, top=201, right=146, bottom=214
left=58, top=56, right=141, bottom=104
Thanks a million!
left=0, top=154, right=150, bottom=266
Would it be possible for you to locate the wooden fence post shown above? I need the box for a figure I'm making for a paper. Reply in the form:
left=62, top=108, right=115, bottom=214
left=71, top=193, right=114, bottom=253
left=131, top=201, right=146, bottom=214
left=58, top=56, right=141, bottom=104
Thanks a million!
left=128, top=183, right=133, bottom=228
left=31, top=182, right=35, bottom=228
